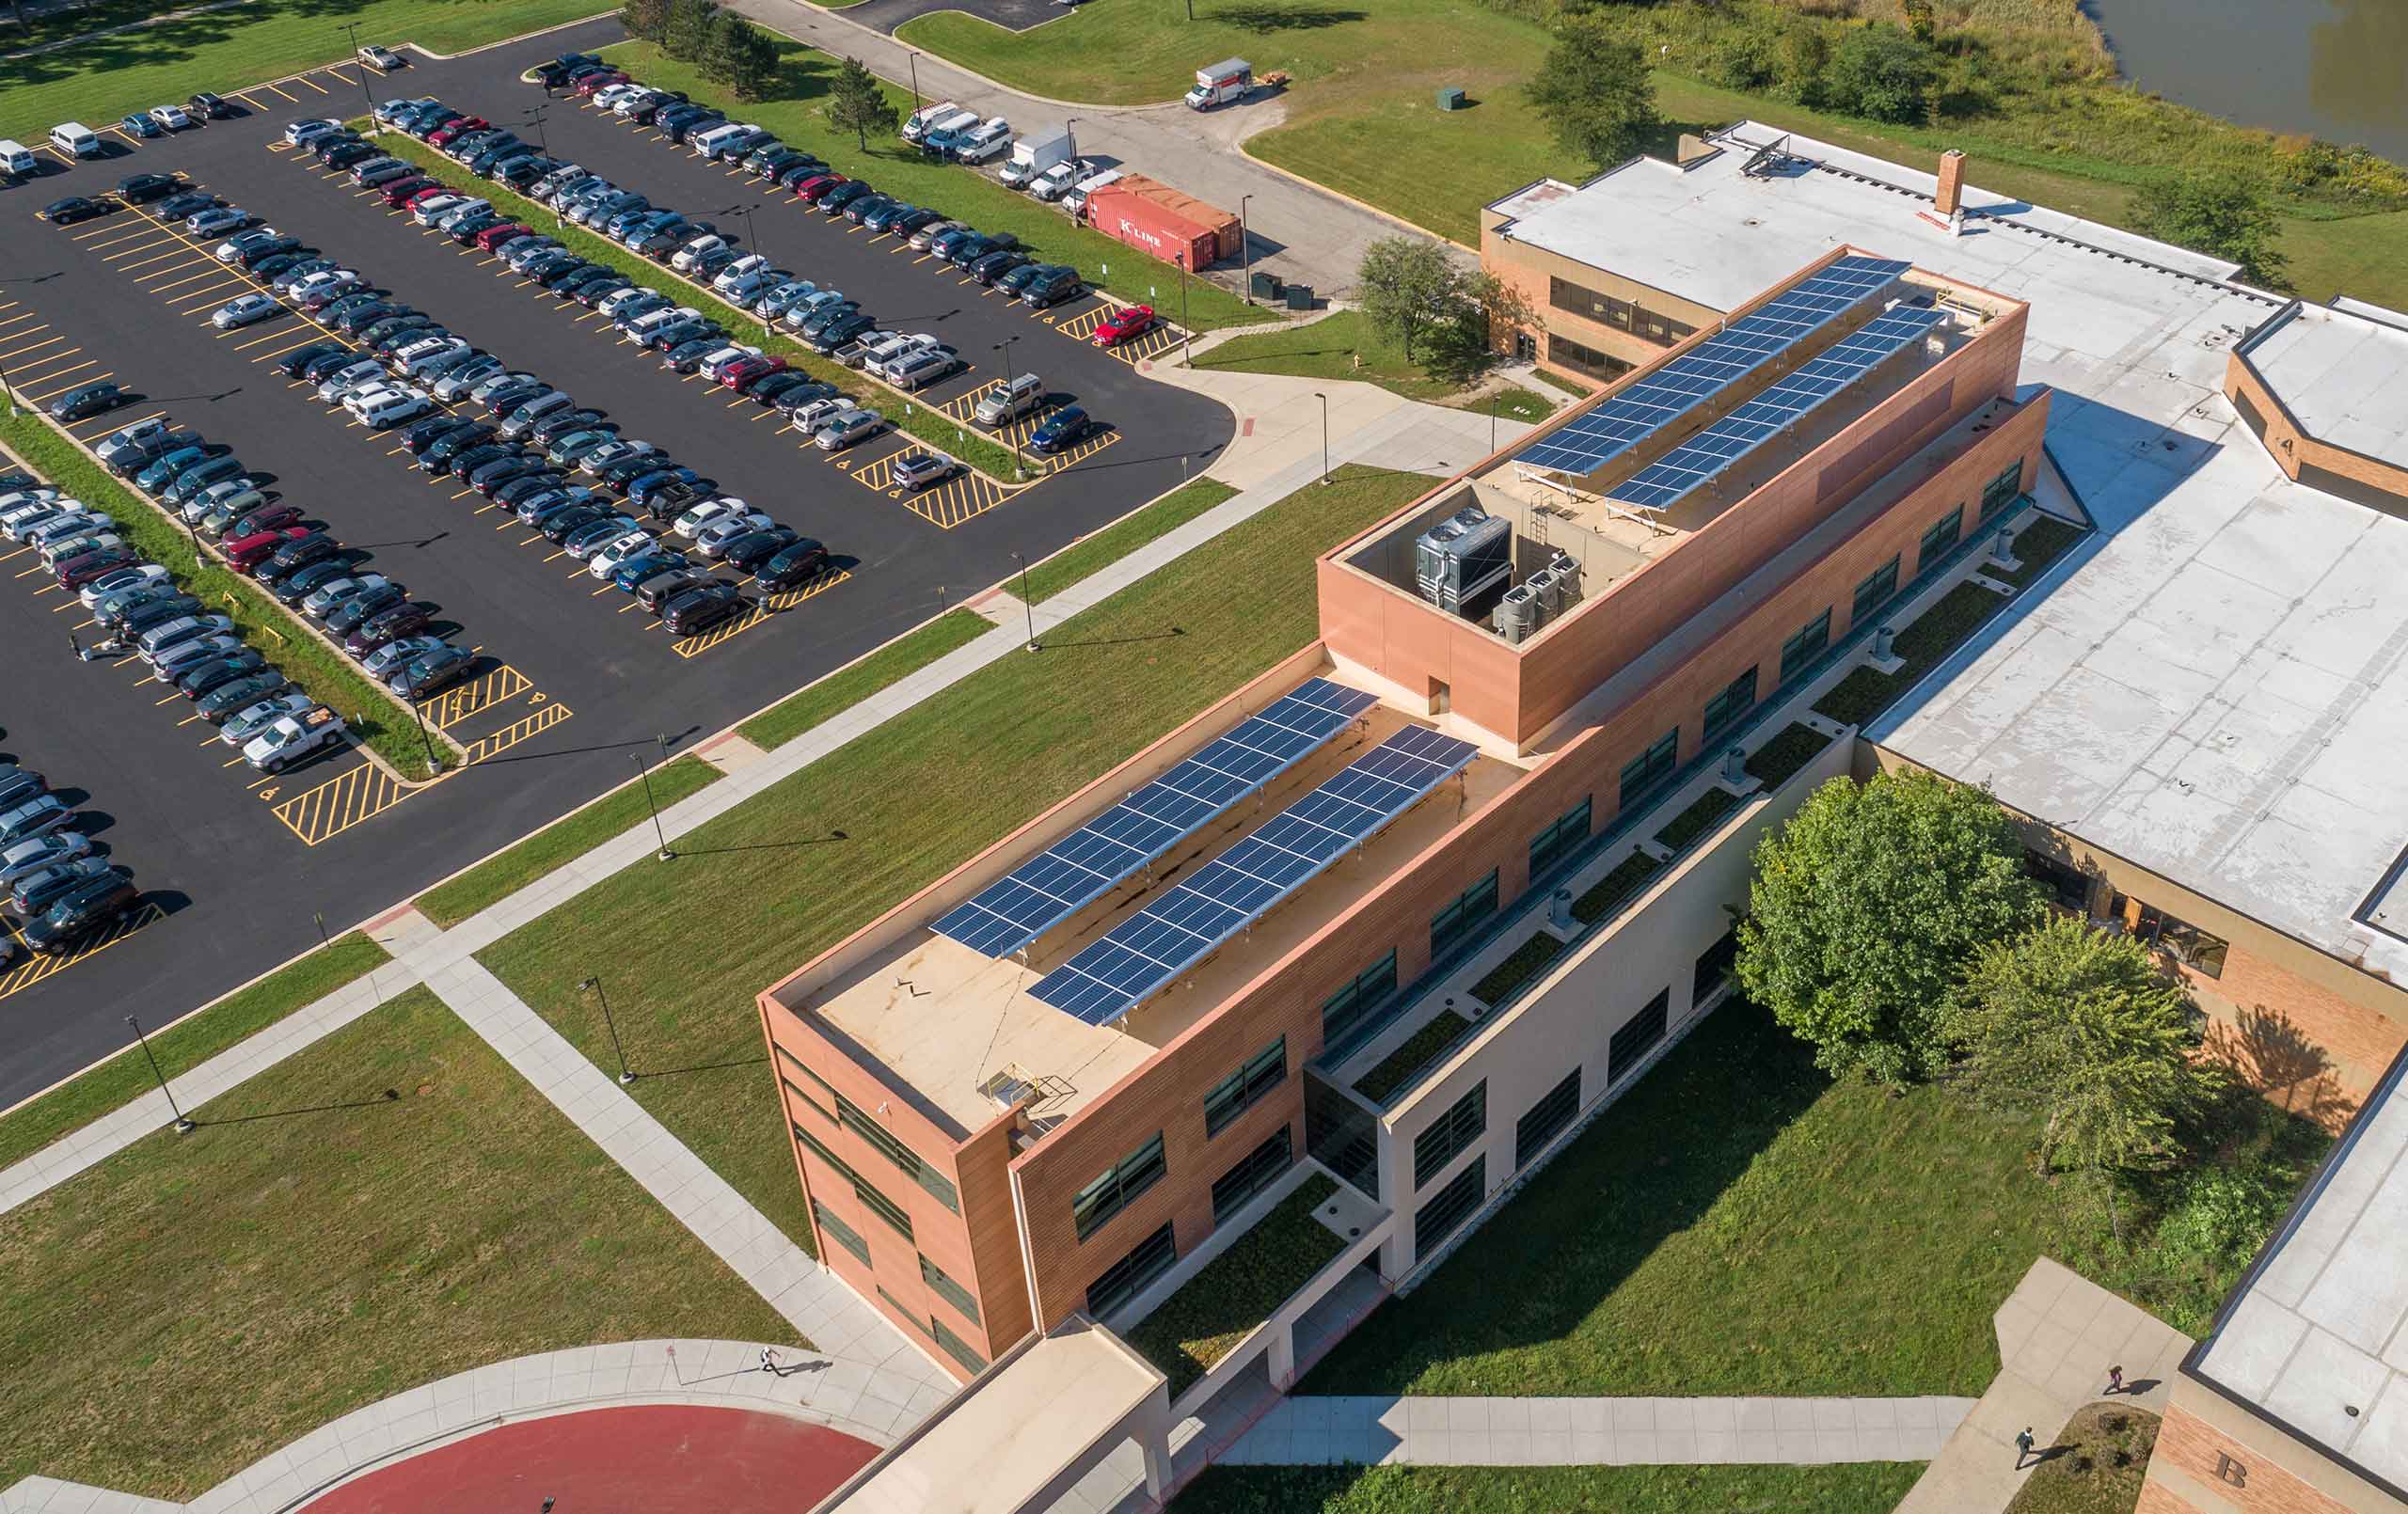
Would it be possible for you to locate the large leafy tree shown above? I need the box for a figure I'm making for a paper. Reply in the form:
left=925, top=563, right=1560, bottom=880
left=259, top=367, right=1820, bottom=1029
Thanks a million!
left=1355, top=237, right=1458, bottom=366
left=620, top=0, right=670, bottom=43
left=1826, top=26, right=1938, bottom=122
left=1526, top=14, right=1658, bottom=170
left=826, top=55, right=898, bottom=151
left=2131, top=168, right=2289, bottom=289
left=1737, top=768, right=2043, bottom=1085
left=1948, top=915, right=2221, bottom=1241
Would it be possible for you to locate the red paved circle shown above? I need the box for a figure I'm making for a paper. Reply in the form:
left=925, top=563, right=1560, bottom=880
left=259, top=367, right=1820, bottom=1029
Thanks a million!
left=304, top=1403, right=879, bottom=1513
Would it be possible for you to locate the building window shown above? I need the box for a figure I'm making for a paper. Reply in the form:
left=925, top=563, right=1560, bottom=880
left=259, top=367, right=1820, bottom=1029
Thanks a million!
left=1430, top=871, right=1501, bottom=962
left=1545, top=278, right=1691, bottom=347
left=1073, top=1132, right=1167, bottom=1241
left=1516, top=1068, right=1581, bottom=1168
left=836, top=1092, right=960, bottom=1214
left=794, top=1121, right=913, bottom=1241
left=1919, top=505, right=1963, bottom=569
left=1529, top=796, right=1592, bottom=878
left=1203, top=1036, right=1289, bottom=1138
left=775, top=1046, right=840, bottom=1110
left=919, top=1253, right=981, bottom=1326
left=1608, top=989, right=1671, bottom=1084
left=780, top=1076, right=832, bottom=1123
left=1211, top=1128, right=1294, bottom=1225
left=1322, top=951, right=1400, bottom=1050
left=1413, top=1081, right=1487, bottom=1190
left=2136, top=905, right=2228, bottom=979
left=1780, top=609, right=1831, bottom=685
left=930, top=1314, right=987, bottom=1375
left=1702, top=667, right=1758, bottom=743
left=1548, top=333, right=1630, bottom=383
left=2023, top=850, right=2091, bottom=913
left=1693, top=928, right=1739, bottom=1003
left=1086, top=1222, right=1177, bottom=1318
left=1415, top=1156, right=1485, bottom=1263
left=1619, top=729, right=1678, bottom=809
left=1851, top=555, right=1901, bottom=624
left=1979, top=461, right=2024, bottom=519
left=813, top=1198, right=871, bottom=1268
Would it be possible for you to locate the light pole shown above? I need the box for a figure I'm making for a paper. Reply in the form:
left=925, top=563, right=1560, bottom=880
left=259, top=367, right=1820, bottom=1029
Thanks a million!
left=723, top=203, right=769, bottom=334
left=126, top=1015, right=195, bottom=1133
left=908, top=52, right=923, bottom=113
left=1313, top=391, right=1329, bottom=484
left=578, top=977, right=636, bottom=1083
left=1239, top=194, right=1254, bottom=305
left=341, top=22, right=376, bottom=113
left=1176, top=252, right=1192, bottom=365
left=403, top=673, right=439, bottom=776
left=634, top=738, right=673, bottom=861
left=1490, top=391, right=1498, bottom=454
left=991, top=336, right=1022, bottom=478
left=1009, top=550, right=1038, bottom=653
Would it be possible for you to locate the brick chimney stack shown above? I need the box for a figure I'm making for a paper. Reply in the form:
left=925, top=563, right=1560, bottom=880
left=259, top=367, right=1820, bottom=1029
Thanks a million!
left=1936, top=150, right=1967, bottom=218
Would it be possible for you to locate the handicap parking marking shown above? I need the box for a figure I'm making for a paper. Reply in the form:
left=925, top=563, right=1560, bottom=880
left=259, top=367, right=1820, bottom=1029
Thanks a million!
left=272, top=759, right=409, bottom=844
left=425, top=663, right=533, bottom=730
left=0, top=903, right=166, bottom=1006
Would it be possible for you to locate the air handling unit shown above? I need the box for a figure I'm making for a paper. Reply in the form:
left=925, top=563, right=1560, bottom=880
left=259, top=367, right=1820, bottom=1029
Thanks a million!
left=1414, top=504, right=1512, bottom=617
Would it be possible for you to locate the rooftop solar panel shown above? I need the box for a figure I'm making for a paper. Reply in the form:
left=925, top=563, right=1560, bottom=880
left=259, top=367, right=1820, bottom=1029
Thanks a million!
left=1608, top=306, right=1946, bottom=511
left=1514, top=255, right=1911, bottom=477
left=1029, top=725, right=1481, bottom=1027
left=931, top=677, right=1379, bottom=958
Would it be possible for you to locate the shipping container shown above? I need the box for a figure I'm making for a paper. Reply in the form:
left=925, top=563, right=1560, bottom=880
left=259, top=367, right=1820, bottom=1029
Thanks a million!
left=1083, top=174, right=1243, bottom=271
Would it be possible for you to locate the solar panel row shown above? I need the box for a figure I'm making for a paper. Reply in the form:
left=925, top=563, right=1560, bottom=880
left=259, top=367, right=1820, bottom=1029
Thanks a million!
left=930, top=678, right=1379, bottom=958
left=1515, top=255, right=1912, bottom=478
left=1030, top=725, right=1482, bottom=1027
left=1607, top=305, right=1947, bottom=511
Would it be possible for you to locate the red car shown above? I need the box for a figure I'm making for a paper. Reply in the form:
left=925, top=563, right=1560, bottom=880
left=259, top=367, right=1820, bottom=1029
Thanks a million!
left=719, top=355, right=784, bottom=390
left=57, top=547, right=140, bottom=589
left=380, top=177, right=436, bottom=208
left=793, top=174, right=847, bottom=204
left=1091, top=305, right=1158, bottom=348
left=573, top=71, right=626, bottom=97
left=426, top=116, right=486, bottom=148
left=230, top=503, right=304, bottom=537
left=222, top=526, right=310, bottom=575
left=475, top=222, right=531, bottom=252
left=404, top=183, right=453, bottom=210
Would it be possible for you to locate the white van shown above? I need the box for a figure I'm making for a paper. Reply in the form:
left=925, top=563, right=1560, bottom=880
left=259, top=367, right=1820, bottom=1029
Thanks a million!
left=1061, top=167, right=1122, bottom=216
left=690, top=122, right=757, bottom=161
left=48, top=122, right=101, bottom=160
left=900, top=100, right=957, bottom=144
left=0, top=140, right=37, bottom=179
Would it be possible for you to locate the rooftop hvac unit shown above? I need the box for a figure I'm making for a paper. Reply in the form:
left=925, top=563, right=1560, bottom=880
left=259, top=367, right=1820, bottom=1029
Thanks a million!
left=1415, top=505, right=1513, bottom=617
left=1527, top=565, right=1564, bottom=617
left=1546, top=552, right=1582, bottom=607
left=1493, top=585, right=1538, bottom=644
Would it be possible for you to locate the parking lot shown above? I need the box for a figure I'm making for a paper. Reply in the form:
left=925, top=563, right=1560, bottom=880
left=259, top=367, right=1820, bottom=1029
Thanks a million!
left=0, top=15, right=1233, bottom=1107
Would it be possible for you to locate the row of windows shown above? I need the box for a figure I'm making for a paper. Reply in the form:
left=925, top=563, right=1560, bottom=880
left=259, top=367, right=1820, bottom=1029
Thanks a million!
left=777, top=1045, right=837, bottom=1118
left=1852, top=555, right=1901, bottom=625
left=1321, top=951, right=1400, bottom=1050
left=1413, top=1081, right=1486, bottom=1191
left=1528, top=797, right=1592, bottom=879
left=1979, top=460, right=2024, bottom=519
left=794, top=1121, right=914, bottom=1241
left=1203, top=1036, right=1288, bottom=1138
left=1619, top=730, right=1678, bottom=810
left=880, top=1282, right=990, bottom=1375
left=1211, top=1128, right=1294, bottom=1225
left=1780, top=609, right=1832, bottom=686
left=1548, top=333, right=1632, bottom=383
left=1547, top=277, right=1699, bottom=347
left=1431, top=871, right=1501, bottom=963
left=1073, top=1132, right=1167, bottom=1241
left=1415, top=1155, right=1486, bottom=1263
left=814, top=1197, right=870, bottom=1268
left=919, top=1253, right=980, bottom=1327
left=1703, top=666, right=1757, bottom=743
left=1087, top=1222, right=1178, bottom=1318
left=1608, top=990, right=1671, bottom=1085
left=836, top=1092, right=960, bottom=1213
left=1515, top=1067, right=1581, bottom=1168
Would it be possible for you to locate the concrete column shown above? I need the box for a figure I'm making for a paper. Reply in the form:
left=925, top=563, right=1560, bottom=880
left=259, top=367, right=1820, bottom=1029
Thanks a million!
left=1141, top=1425, right=1171, bottom=1500
left=1268, top=1318, right=1297, bottom=1388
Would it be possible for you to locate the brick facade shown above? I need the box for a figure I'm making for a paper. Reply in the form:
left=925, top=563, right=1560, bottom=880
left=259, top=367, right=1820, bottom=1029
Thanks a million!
left=2141, top=1396, right=2405, bottom=1514
left=2226, top=346, right=2408, bottom=510
left=1478, top=204, right=1722, bottom=382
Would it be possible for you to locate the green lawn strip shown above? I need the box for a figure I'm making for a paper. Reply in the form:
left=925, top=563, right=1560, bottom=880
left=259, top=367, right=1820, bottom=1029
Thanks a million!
left=1125, top=1174, right=1342, bottom=1401
left=1191, top=310, right=1471, bottom=405
left=1995, top=516, right=2085, bottom=589
left=0, top=933, right=386, bottom=1170
left=1529, top=368, right=1594, bottom=400
left=0, top=412, right=442, bottom=778
left=0, top=1, right=606, bottom=148
left=2005, top=1403, right=2160, bottom=1514
left=475, top=464, right=1433, bottom=1244
left=1018, top=477, right=1238, bottom=603
left=1654, top=787, right=1739, bottom=853
left=1173, top=1462, right=1926, bottom=1514
left=1468, top=931, right=1563, bottom=1006
left=1354, top=1011, right=1472, bottom=1104
left=596, top=40, right=1259, bottom=332
left=1571, top=851, right=1661, bottom=925
left=1448, top=386, right=1552, bottom=424
left=737, top=607, right=990, bottom=749
left=0, top=984, right=795, bottom=1500
left=414, top=754, right=721, bottom=927
left=1741, top=722, right=1833, bottom=790
left=365, top=132, right=1025, bottom=482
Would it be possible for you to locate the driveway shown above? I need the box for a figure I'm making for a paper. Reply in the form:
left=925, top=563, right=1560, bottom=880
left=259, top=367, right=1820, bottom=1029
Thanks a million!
left=837, top=0, right=1070, bottom=36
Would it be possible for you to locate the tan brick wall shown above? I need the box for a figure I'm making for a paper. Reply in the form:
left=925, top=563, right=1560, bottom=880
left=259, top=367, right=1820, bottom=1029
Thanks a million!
left=2226, top=351, right=2408, bottom=502
left=2137, top=1476, right=2212, bottom=1514
left=2146, top=1398, right=2397, bottom=1514
left=1479, top=218, right=1721, bottom=380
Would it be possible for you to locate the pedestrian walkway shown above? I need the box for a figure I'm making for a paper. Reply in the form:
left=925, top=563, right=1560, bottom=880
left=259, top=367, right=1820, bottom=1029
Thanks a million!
left=1223, top=1394, right=1975, bottom=1467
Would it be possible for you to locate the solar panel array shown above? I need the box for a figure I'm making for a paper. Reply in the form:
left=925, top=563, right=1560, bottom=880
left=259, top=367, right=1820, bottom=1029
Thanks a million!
left=1606, top=304, right=1947, bottom=511
left=1514, top=256, right=1912, bottom=478
left=1030, top=725, right=1481, bottom=1027
left=931, top=678, right=1378, bottom=959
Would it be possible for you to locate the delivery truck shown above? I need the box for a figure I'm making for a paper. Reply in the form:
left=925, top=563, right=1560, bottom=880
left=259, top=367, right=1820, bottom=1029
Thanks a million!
left=1084, top=173, right=1243, bottom=270
left=1000, top=126, right=1076, bottom=189
left=1184, top=58, right=1252, bottom=110
left=900, top=100, right=958, bottom=144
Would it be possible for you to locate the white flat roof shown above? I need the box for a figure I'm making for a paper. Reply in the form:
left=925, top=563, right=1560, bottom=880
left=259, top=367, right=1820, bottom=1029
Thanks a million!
left=2192, top=1052, right=2408, bottom=1499
left=2242, top=301, right=2408, bottom=467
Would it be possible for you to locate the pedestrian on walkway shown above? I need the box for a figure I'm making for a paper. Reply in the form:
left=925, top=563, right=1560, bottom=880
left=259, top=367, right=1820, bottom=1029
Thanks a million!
left=2015, top=1427, right=2036, bottom=1468
left=2107, top=1364, right=2124, bottom=1396
left=761, top=1347, right=781, bottom=1376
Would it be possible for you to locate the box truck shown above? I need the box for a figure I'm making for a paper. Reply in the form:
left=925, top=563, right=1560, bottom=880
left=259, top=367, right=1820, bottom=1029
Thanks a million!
left=1084, top=174, right=1243, bottom=270
left=1184, top=58, right=1252, bottom=110
left=900, top=100, right=957, bottom=144
left=1000, top=126, right=1076, bottom=189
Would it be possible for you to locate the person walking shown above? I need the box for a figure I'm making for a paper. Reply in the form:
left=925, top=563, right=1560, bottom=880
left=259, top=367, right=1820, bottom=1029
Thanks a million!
left=2107, top=1364, right=2124, bottom=1396
left=760, top=1346, right=782, bottom=1376
left=2014, top=1427, right=2036, bottom=1468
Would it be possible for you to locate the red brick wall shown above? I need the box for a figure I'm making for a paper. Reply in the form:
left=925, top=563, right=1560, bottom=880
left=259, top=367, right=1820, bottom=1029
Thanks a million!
left=2227, top=350, right=2408, bottom=501
left=2144, top=1399, right=2386, bottom=1514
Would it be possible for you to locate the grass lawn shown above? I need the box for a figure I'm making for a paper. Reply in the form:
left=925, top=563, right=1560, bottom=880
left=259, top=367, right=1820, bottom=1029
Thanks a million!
left=475, top=465, right=1434, bottom=1245
left=1127, top=1174, right=1342, bottom=1400
left=0, top=985, right=794, bottom=1500
left=2006, top=1403, right=2160, bottom=1514
left=595, top=41, right=1257, bottom=332
left=1452, top=386, right=1553, bottom=425
left=1019, top=477, right=1239, bottom=603
left=0, top=0, right=604, bottom=148
left=1174, top=1462, right=1925, bottom=1513
left=1195, top=310, right=1479, bottom=405
left=739, top=608, right=991, bottom=749
left=414, top=755, right=721, bottom=928
left=1302, top=999, right=2099, bottom=1399
left=0, top=933, right=385, bottom=1171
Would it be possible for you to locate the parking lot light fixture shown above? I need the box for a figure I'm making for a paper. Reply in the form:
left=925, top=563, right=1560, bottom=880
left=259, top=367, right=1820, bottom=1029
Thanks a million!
left=1011, top=551, right=1038, bottom=653
left=578, top=976, right=635, bottom=1084
left=341, top=22, right=376, bottom=112
left=1314, top=392, right=1330, bottom=484
left=405, top=677, right=439, bottom=776
left=991, top=336, right=1023, bottom=478
left=634, top=742, right=673, bottom=862
left=1239, top=195, right=1254, bottom=305
left=126, top=1014, right=196, bottom=1133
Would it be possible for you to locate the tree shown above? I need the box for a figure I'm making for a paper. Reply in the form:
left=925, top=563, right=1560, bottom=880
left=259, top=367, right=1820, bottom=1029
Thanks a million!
left=825, top=55, right=897, bottom=151
left=1900, top=0, right=1938, bottom=44
left=1947, top=916, right=2222, bottom=1243
left=1776, top=24, right=1830, bottom=107
left=620, top=0, right=671, bottom=42
left=662, top=0, right=720, bottom=63
left=1525, top=15, right=1658, bottom=171
left=1736, top=768, right=2043, bottom=1085
left=705, top=15, right=780, bottom=101
left=1826, top=26, right=1938, bottom=123
left=1355, top=237, right=1458, bottom=366
left=2131, top=168, right=2289, bottom=289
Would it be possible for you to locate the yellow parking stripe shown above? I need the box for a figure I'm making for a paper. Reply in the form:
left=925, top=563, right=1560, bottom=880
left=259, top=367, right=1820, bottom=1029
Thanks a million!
left=0, top=904, right=165, bottom=1005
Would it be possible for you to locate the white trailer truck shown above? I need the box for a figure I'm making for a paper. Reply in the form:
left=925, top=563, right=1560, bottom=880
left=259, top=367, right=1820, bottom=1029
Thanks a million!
left=1000, top=126, right=1077, bottom=188
left=1183, top=58, right=1253, bottom=110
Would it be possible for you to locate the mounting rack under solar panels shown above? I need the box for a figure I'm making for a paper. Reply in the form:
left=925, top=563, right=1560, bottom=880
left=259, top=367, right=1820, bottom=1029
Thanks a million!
left=930, top=678, right=1379, bottom=959
left=1030, top=725, right=1482, bottom=1027
left=1514, top=256, right=1913, bottom=477
left=1607, top=305, right=1949, bottom=512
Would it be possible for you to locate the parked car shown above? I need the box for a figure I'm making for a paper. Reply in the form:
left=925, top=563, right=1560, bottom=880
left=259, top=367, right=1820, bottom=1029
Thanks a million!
left=21, top=875, right=140, bottom=955
left=211, top=292, right=282, bottom=330
left=660, top=583, right=744, bottom=636
left=389, top=643, right=475, bottom=700
left=1029, top=404, right=1099, bottom=453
